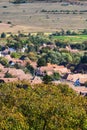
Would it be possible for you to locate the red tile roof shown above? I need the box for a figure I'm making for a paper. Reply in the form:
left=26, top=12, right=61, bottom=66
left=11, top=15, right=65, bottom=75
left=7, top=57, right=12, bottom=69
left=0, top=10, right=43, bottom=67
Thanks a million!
left=7, top=68, right=32, bottom=80
left=0, top=78, right=18, bottom=83
left=40, top=63, right=70, bottom=75
left=67, top=73, right=87, bottom=83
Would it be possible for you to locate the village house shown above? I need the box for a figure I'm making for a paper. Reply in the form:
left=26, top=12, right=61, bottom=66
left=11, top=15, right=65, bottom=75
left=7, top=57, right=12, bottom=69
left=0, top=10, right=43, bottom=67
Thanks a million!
left=0, top=47, right=16, bottom=56
left=0, top=78, right=18, bottom=83
left=36, top=63, right=70, bottom=76
left=0, top=63, right=33, bottom=82
left=1, top=49, right=9, bottom=56
left=67, top=73, right=87, bottom=85
left=9, top=47, right=16, bottom=53
left=4, top=55, right=26, bottom=67
left=30, top=76, right=42, bottom=84
left=7, top=68, right=32, bottom=81
left=74, top=87, right=87, bottom=96
left=63, top=81, right=87, bottom=96
left=21, top=45, right=27, bottom=53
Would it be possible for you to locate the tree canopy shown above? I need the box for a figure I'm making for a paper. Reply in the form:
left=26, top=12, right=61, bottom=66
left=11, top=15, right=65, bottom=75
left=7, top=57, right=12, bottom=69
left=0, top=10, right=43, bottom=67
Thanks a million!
left=0, top=81, right=87, bottom=130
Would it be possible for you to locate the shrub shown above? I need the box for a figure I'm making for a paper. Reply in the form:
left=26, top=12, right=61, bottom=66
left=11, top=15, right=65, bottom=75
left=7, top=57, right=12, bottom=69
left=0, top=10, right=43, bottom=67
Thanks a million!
left=52, top=72, right=60, bottom=80
left=1, top=32, right=6, bottom=38
left=4, top=72, right=13, bottom=78
left=2, top=6, right=7, bottom=8
left=26, top=64, right=35, bottom=75
left=43, top=74, right=53, bottom=84
left=0, top=57, right=8, bottom=67
left=11, top=52, right=20, bottom=58
left=7, top=21, right=11, bottom=24
left=37, top=58, right=47, bottom=67
left=66, top=30, right=71, bottom=35
left=13, top=0, right=27, bottom=4
left=85, top=81, right=87, bottom=87
left=27, top=52, right=37, bottom=61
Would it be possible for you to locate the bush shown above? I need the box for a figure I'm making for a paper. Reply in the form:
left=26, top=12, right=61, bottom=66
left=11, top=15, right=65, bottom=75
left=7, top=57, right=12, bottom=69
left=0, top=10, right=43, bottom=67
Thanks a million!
left=85, top=81, right=87, bottom=87
left=52, top=72, right=60, bottom=80
left=13, top=0, right=27, bottom=4
left=11, top=52, right=20, bottom=58
left=1, top=32, right=6, bottom=38
left=43, top=74, right=53, bottom=84
left=4, top=72, right=13, bottom=78
left=66, top=30, right=71, bottom=35
left=27, top=52, right=37, bottom=61
left=37, top=58, right=47, bottom=67
left=0, top=57, right=8, bottom=67
left=26, top=64, right=35, bottom=75
left=82, top=29, right=87, bottom=34
left=81, top=53, right=87, bottom=63
left=7, top=21, right=11, bottom=24
left=2, top=6, right=7, bottom=8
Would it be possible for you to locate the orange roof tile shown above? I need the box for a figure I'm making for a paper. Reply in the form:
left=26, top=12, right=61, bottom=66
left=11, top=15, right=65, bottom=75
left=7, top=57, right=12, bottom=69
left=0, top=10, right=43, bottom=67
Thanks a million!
left=67, top=73, right=87, bottom=83
left=40, top=63, right=70, bottom=75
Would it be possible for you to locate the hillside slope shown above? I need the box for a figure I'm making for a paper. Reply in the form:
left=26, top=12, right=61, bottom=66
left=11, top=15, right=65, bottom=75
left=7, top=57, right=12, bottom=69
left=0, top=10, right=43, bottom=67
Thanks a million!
left=0, top=0, right=87, bottom=33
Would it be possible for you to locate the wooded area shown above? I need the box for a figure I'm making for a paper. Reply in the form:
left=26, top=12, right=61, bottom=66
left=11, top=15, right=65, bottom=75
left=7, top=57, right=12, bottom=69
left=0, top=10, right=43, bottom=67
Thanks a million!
left=0, top=82, right=87, bottom=130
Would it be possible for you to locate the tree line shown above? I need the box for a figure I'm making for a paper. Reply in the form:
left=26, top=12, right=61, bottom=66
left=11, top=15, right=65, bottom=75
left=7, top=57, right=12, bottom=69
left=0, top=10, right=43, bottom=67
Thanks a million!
left=11, top=0, right=83, bottom=4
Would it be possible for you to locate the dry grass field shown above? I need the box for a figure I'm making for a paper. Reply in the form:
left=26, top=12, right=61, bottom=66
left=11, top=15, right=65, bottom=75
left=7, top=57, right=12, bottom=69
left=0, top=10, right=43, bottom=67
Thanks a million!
left=0, top=0, right=87, bottom=33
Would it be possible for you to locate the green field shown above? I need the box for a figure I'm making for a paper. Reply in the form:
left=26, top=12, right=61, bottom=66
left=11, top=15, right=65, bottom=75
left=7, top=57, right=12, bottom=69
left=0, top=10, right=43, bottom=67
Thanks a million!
left=52, top=35, right=87, bottom=43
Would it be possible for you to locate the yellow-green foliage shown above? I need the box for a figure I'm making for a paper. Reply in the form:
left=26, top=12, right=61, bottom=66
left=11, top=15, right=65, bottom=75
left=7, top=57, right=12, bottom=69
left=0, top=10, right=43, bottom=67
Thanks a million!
left=0, top=82, right=87, bottom=130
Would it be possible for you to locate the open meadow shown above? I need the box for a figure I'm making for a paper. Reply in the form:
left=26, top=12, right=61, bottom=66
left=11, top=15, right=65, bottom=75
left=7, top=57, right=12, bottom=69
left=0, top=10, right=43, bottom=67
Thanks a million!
left=0, top=0, right=87, bottom=33
left=52, top=35, right=87, bottom=43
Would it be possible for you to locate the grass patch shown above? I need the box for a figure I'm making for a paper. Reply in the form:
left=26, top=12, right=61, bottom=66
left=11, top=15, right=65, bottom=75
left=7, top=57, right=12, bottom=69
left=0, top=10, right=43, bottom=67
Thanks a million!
left=52, top=35, right=87, bottom=43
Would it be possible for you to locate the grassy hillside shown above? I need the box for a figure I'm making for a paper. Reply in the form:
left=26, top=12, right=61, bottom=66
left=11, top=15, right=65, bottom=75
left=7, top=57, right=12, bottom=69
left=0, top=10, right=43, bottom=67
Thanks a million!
left=0, top=0, right=87, bottom=33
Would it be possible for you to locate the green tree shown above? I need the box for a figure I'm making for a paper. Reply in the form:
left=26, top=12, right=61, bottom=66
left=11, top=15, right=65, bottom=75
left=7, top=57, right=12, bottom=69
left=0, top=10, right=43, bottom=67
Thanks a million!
left=37, top=58, right=47, bottom=67
left=45, top=51, right=62, bottom=65
left=4, top=72, right=13, bottom=78
left=82, top=29, right=87, bottom=34
left=11, top=52, right=20, bottom=58
left=85, top=81, right=87, bottom=87
left=61, top=52, right=73, bottom=65
left=52, top=72, right=60, bottom=80
left=26, top=64, right=35, bottom=75
left=0, top=57, right=8, bottom=67
left=81, top=53, right=87, bottom=63
left=66, top=30, right=71, bottom=35
left=43, top=74, right=53, bottom=84
left=13, top=0, right=27, bottom=4
left=1, top=32, right=6, bottom=38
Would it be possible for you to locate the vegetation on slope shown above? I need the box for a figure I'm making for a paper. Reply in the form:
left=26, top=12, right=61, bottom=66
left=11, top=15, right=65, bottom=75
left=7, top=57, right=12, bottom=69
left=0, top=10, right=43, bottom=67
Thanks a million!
left=0, top=81, right=87, bottom=129
left=12, top=0, right=87, bottom=4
